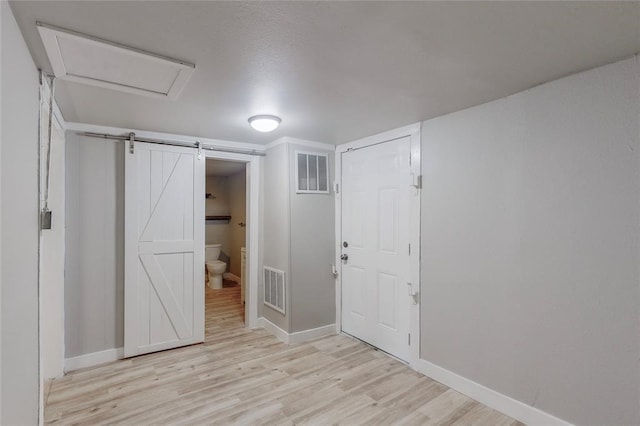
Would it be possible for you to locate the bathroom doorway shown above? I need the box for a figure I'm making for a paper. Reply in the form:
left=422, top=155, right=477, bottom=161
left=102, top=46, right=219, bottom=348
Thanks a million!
left=203, top=157, right=250, bottom=336
left=123, top=136, right=262, bottom=357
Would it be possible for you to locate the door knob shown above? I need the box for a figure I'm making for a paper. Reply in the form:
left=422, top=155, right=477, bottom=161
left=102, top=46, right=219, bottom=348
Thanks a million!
left=340, top=254, right=349, bottom=261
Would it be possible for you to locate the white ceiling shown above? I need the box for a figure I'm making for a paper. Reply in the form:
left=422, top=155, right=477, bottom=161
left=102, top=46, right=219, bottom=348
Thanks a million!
left=206, top=159, right=246, bottom=177
left=10, top=1, right=640, bottom=145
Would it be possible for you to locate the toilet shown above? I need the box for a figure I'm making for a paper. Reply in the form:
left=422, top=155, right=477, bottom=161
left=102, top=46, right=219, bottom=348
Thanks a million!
left=205, top=244, right=226, bottom=289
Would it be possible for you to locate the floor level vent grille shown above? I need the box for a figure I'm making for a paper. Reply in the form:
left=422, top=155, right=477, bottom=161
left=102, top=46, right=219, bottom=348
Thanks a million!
left=263, top=266, right=285, bottom=314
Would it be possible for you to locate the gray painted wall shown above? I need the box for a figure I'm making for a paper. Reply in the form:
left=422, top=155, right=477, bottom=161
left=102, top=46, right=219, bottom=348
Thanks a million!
left=262, top=143, right=291, bottom=331
left=289, top=144, right=336, bottom=332
left=262, top=141, right=337, bottom=333
left=420, top=57, right=640, bottom=425
left=65, top=134, right=124, bottom=357
left=1, top=2, right=40, bottom=423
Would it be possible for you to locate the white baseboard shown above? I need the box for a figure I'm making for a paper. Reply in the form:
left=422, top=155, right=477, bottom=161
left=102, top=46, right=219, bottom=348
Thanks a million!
left=223, top=272, right=240, bottom=283
left=258, top=317, right=290, bottom=343
left=64, top=347, right=124, bottom=373
left=259, top=317, right=336, bottom=345
left=414, top=359, right=572, bottom=426
left=289, top=324, right=336, bottom=344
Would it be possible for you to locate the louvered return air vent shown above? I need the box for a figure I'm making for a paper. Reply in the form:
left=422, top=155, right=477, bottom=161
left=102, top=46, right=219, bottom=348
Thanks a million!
left=37, top=23, right=195, bottom=100
left=296, top=151, right=329, bottom=194
left=263, top=266, right=285, bottom=314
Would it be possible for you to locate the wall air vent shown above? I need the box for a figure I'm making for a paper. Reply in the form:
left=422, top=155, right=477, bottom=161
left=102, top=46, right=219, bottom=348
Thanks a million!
left=296, top=151, right=329, bottom=194
left=37, top=22, right=195, bottom=100
left=263, top=266, right=285, bottom=314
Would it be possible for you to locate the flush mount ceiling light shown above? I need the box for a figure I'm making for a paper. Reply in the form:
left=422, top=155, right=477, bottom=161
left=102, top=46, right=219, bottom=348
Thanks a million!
left=248, top=115, right=281, bottom=132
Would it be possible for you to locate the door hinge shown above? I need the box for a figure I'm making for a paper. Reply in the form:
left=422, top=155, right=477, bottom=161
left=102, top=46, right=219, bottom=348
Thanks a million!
left=407, top=282, right=419, bottom=305
left=40, top=209, right=52, bottom=230
left=129, top=132, right=135, bottom=154
left=409, top=244, right=411, bottom=255
left=410, top=173, right=422, bottom=190
left=408, top=333, right=411, bottom=345
left=196, top=141, right=202, bottom=160
left=334, top=182, right=339, bottom=194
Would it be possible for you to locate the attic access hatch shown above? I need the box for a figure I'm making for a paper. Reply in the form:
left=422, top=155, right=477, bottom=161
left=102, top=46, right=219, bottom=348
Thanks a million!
left=37, top=23, right=195, bottom=100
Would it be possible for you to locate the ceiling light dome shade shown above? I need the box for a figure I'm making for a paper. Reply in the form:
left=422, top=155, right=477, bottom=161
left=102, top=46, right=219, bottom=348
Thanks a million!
left=248, top=115, right=281, bottom=132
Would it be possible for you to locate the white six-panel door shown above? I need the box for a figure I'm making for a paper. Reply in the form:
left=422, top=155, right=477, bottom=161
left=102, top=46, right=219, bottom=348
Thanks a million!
left=124, top=142, right=205, bottom=357
left=341, top=136, right=411, bottom=361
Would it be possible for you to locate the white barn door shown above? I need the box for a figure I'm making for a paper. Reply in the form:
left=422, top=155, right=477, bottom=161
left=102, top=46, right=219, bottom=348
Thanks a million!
left=341, top=136, right=412, bottom=362
left=124, top=141, right=204, bottom=357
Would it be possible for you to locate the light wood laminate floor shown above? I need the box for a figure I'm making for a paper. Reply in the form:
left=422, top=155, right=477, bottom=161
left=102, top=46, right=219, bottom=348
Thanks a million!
left=45, top=284, right=522, bottom=425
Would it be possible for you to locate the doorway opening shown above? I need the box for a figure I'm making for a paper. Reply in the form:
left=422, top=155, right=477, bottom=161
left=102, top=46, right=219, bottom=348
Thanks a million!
left=204, top=158, right=247, bottom=337
left=203, top=148, right=261, bottom=334
left=123, top=136, right=262, bottom=358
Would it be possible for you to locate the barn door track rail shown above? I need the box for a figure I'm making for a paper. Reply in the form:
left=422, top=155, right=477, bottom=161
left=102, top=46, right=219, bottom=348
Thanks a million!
left=80, top=131, right=267, bottom=157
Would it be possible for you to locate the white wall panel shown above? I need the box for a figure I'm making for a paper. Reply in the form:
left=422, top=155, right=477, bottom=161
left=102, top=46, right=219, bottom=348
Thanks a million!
left=0, top=2, right=40, bottom=423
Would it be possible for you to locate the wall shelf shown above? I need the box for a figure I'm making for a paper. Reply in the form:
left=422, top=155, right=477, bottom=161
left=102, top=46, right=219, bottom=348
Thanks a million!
left=206, top=215, right=231, bottom=224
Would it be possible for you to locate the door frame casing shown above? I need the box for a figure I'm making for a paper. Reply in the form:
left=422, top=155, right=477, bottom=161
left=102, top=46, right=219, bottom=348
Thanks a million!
left=203, top=150, right=261, bottom=329
left=334, top=122, right=421, bottom=367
